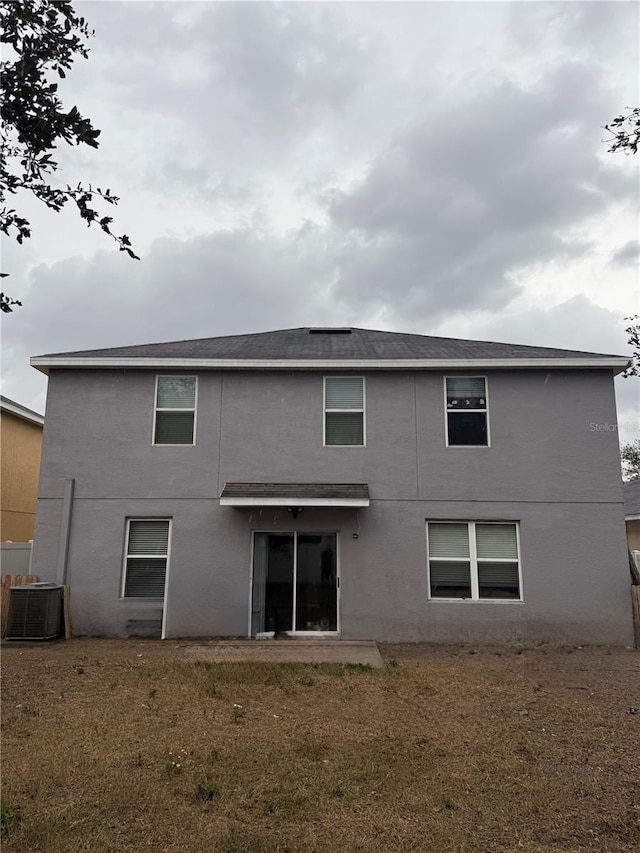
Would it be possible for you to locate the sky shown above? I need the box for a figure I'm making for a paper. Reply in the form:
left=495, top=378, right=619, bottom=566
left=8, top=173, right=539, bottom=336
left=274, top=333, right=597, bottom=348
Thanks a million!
left=1, top=0, right=639, bottom=444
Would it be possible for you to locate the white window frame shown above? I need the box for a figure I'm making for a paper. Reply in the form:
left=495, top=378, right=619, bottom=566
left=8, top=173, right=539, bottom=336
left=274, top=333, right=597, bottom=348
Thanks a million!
left=152, top=375, right=198, bottom=446
left=443, top=375, right=490, bottom=448
left=323, top=376, right=366, bottom=447
left=121, top=517, right=172, bottom=601
left=426, top=520, right=522, bottom=602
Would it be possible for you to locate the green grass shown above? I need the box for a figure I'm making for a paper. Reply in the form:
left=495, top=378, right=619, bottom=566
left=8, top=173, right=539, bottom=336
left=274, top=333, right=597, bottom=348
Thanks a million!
left=0, top=803, right=20, bottom=839
left=195, top=781, right=220, bottom=802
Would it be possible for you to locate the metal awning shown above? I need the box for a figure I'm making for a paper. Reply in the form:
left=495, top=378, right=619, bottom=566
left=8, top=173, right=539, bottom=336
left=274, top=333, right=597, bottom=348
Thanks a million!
left=220, top=483, right=370, bottom=507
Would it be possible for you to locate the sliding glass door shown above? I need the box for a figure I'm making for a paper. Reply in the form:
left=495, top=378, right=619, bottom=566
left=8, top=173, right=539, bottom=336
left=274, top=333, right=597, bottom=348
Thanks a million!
left=296, top=534, right=338, bottom=631
left=251, top=532, right=338, bottom=635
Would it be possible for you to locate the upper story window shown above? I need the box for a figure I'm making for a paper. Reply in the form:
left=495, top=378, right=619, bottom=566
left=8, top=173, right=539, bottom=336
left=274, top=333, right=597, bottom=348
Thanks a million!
left=154, top=376, right=197, bottom=445
left=445, top=376, right=488, bottom=446
left=427, top=521, right=521, bottom=600
left=324, top=376, right=365, bottom=446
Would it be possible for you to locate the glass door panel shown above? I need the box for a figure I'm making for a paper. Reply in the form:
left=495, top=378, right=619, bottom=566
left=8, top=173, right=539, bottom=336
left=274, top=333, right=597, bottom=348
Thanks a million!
left=295, top=534, right=337, bottom=632
left=252, top=534, right=294, bottom=635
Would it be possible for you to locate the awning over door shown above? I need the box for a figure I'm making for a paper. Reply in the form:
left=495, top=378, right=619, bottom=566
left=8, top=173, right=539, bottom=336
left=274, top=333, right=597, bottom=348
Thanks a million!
left=220, top=482, right=370, bottom=507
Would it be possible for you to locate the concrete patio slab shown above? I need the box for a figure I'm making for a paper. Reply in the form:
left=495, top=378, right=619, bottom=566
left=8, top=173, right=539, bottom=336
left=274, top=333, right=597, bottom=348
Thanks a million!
left=182, top=639, right=384, bottom=667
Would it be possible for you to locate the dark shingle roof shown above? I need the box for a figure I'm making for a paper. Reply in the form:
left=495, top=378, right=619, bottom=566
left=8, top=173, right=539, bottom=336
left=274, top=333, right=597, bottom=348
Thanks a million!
left=33, top=327, right=625, bottom=362
left=624, top=479, right=640, bottom=517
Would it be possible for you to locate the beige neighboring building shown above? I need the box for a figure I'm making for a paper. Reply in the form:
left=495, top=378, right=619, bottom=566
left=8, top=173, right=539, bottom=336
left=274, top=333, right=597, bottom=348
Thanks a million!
left=1, top=396, right=44, bottom=541
left=624, top=478, right=640, bottom=554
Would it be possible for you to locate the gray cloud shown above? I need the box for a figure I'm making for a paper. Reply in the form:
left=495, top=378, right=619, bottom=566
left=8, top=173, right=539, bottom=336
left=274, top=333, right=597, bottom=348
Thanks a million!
left=6, top=229, right=329, bottom=355
left=610, top=240, right=640, bottom=267
left=506, top=1, right=639, bottom=77
left=470, top=295, right=627, bottom=355
left=76, top=1, right=373, bottom=185
left=326, top=63, right=635, bottom=327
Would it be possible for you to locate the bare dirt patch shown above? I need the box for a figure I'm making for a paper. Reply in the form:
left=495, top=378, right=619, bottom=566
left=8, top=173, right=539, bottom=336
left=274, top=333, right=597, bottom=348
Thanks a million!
left=1, top=639, right=639, bottom=853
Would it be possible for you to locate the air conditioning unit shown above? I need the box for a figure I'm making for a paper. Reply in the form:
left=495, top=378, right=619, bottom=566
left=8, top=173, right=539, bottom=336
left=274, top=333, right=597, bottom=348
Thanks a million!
left=5, top=584, right=64, bottom=640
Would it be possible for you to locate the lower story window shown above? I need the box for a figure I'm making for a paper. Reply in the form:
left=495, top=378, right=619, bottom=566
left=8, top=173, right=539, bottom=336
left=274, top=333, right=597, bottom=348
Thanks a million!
left=123, top=519, right=170, bottom=598
left=427, top=521, right=521, bottom=600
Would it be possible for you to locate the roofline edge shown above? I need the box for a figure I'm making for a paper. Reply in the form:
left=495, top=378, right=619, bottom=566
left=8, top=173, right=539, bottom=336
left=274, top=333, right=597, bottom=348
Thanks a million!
left=30, top=356, right=630, bottom=374
left=0, top=397, right=45, bottom=425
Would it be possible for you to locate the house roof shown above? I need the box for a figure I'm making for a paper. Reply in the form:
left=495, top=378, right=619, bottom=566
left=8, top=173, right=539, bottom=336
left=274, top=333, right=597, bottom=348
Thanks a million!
left=30, top=327, right=629, bottom=373
left=220, top=482, right=370, bottom=507
left=623, top=478, right=640, bottom=519
left=0, top=395, right=44, bottom=427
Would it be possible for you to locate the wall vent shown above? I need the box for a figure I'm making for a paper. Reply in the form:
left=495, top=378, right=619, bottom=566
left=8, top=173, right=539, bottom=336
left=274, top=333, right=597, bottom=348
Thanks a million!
left=5, top=584, right=63, bottom=640
left=126, top=619, right=162, bottom=638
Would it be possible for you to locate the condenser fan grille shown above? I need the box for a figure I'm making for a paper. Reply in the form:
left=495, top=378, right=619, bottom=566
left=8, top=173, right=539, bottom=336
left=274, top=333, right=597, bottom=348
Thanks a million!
left=6, top=586, right=63, bottom=640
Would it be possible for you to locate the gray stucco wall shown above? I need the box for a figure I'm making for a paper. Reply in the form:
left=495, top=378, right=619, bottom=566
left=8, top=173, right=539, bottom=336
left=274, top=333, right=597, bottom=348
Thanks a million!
left=31, top=367, right=632, bottom=644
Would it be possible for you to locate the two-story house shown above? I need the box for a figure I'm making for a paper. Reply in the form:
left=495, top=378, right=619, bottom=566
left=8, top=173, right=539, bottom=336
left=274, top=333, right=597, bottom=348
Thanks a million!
left=1, top=395, right=44, bottom=543
left=29, top=327, right=632, bottom=644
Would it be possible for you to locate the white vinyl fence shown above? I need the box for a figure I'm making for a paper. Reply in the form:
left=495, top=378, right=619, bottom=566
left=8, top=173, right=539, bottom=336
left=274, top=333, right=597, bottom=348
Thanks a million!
left=1, top=542, right=33, bottom=576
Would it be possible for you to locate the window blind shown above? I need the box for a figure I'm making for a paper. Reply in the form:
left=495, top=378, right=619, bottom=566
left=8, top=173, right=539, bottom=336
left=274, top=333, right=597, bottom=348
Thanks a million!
left=128, top=520, right=169, bottom=554
left=429, top=561, right=471, bottom=585
left=325, top=377, right=363, bottom=409
left=428, top=523, right=470, bottom=558
left=155, top=411, right=195, bottom=444
left=446, top=377, right=486, bottom=407
left=325, top=412, right=364, bottom=446
left=478, top=561, right=520, bottom=598
left=157, top=377, right=196, bottom=408
left=475, top=524, right=518, bottom=559
left=125, top=520, right=169, bottom=599
left=124, top=559, right=167, bottom=598
left=478, top=562, right=519, bottom=585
